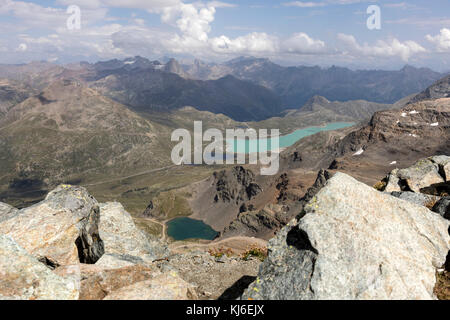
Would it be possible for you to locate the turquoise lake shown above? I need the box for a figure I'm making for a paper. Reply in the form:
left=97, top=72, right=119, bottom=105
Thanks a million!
left=227, top=122, right=355, bottom=154
left=167, top=217, right=218, bottom=241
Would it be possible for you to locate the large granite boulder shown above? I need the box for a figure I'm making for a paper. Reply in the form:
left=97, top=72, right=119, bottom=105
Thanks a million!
left=95, top=202, right=168, bottom=268
left=0, top=185, right=104, bottom=266
left=0, top=235, right=79, bottom=300
left=242, top=172, right=449, bottom=300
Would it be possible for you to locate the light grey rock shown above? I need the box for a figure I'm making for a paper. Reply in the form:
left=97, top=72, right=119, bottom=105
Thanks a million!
left=384, top=158, right=445, bottom=193
left=389, top=191, right=439, bottom=207
left=96, top=202, right=168, bottom=268
left=0, top=235, right=79, bottom=300
left=242, top=172, right=449, bottom=300
left=0, top=185, right=104, bottom=266
left=396, top=159, right=444, bottom=192
left=0, top=202, right=18, bottom=223
left=432, top=197, right=450, bottom=220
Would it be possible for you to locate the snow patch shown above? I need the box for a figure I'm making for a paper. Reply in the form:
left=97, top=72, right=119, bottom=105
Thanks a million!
left=353, top=148, right=364, bottom=156
left=390, top=161, right=397, bottom=165
left=124, top=60, right=135, bottom=65
left=430, top=122, right=439, bottom=127
left=408, top=110, right=419, bottom=115
left=401, top=113, right=407, bottom=117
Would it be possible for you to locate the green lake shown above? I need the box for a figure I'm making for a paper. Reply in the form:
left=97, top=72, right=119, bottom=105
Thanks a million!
left=167, top=217, right=218, bottom=241
left=227, top=122, right=355, bottom=154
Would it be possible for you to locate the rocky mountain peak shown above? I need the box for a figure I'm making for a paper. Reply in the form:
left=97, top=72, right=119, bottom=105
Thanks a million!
left=301, top=95, right=330, bottom=111
left=164, top=58, right=187, bottom=77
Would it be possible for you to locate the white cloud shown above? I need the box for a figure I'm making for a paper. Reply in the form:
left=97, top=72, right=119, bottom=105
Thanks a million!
left=337, top=33, right=426, bottom=61
left=210, top=32, right=278, bottom=54
left=161, top=3, right=216, bottom=42
left=426, top=28, right=450, bottom=52
left=282, top=33, right=326, bottom=54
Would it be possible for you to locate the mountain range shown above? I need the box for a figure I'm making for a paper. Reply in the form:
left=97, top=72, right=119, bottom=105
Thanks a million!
left=182, top=56, right=444, bottom=107
left=0, top=57, right=444, bottom=121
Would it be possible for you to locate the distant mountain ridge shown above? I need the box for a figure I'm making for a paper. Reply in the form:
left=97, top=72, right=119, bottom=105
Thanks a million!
left=182, top=57, right=444, bottom=107
left=0, top=56, right=444, bottom=121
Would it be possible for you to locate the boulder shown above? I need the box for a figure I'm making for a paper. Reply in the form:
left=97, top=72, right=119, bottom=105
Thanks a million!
left=389, top=191, right=439, bottom=207
left=0, top=235, right=79, bottom=300
left=242, top=172, right=449, bottom=300
left=0, top=185, right=104, bottom=266
left=0, top=202, right=18, bottom=223
left=384, top=157, right=447, bottom=193
left=96, top=202, right=168, bottom=268
left=103, top=272, right=198, bottom=300
left=432, top=197, right=450, bottom=220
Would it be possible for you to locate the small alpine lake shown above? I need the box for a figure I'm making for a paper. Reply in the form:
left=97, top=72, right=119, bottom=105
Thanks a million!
left=227, top=122, right=355, bottom=154
left=167, top=217, right=218, bottom=241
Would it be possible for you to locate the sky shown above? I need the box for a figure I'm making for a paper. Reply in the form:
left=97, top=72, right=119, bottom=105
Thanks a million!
left=0, top=0, right=450, bottom=71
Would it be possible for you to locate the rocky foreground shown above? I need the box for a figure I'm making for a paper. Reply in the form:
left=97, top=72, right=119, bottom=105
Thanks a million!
left=0, top=157, right=449, bottom=300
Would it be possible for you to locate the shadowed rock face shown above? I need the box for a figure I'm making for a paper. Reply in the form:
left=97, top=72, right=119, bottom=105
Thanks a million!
left=0, top=185, right=104, bottom=266
left=241, top=172, right=449, bottom=300
left=433, top=197, right=450, bottom=220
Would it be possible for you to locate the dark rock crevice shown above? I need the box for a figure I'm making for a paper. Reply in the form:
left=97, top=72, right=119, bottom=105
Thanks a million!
left=286, top=226, right=318, bottom=255
left=75, top=205, right=104, bottom=264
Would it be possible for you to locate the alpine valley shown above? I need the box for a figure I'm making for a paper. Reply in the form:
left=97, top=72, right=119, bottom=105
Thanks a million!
left=0, top=56, right=449, bottom=300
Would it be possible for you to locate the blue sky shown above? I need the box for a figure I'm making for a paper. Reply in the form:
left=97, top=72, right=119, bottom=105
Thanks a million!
left=0, top=0, right=450, bottom=70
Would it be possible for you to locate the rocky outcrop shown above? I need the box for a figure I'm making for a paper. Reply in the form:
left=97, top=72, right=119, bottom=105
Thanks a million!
left=0, top=235, right=79, bottom=300
left=96, top=202, right=168, bottom=268
left=0, top=186, right=195, bottom=300
left=384, top=157, right=448, bottom=193
left=242, top=172, right=449, bottom=300
left=0, top=185, right=104, bottom=266
left=328, top=99, right=450, bottom=187
left=213, top=166, right=262, bottom=204
left=218, top=204, right=291, bottom=240
left=411, top=74, right=450, bottom=103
